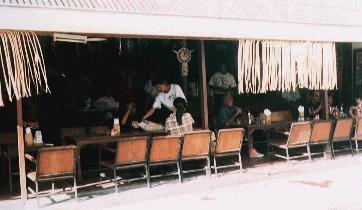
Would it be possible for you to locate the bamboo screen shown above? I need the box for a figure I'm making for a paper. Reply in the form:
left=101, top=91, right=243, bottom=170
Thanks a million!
left=0, top=31, right=50, bottom=106
left=237, top=40, right=337, bottom=94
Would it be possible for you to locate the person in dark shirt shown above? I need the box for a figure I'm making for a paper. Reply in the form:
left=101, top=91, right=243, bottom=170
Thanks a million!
left=306, top=91, right=323, bottom=119
left=216, top=94, right=263, bottom=158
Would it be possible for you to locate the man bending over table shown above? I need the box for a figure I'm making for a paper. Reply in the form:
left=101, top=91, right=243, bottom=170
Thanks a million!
left=216, top=94, right=263, bottom=158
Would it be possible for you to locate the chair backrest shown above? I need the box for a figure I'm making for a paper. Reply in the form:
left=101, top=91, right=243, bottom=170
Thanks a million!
left=149, top=135, right=181, bottom=163
left=354, top=117, right=362, bottom=139
left=181, top=130, right=211, bottom=158
left=60, top=127, right=86, bottom=139
left=88, top=126, right=110, bottom=135
left=0, top=132, right=17, bottom=144
left=310, top=120, right=333, bottom=143
left=115, top=136, right=148, bottom=165
left=333, top=118, right=353, bottom=140
left=37, top=145, right=76, bottom=177
left=259, top=110, right=293, bottom=122
left=287, top=121, right=311, bottom=145
left=215, top=128, right=244, bottom=154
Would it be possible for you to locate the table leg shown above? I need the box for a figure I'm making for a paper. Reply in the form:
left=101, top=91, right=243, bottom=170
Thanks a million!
left=77, top=146, right=82, bottom=181
left=266, top=130, right=270, bottom=160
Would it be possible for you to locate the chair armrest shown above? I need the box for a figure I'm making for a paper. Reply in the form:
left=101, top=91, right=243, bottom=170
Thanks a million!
left=99, top=145, right=115, bottom=153
left=25, top=153, right=37, bottom=164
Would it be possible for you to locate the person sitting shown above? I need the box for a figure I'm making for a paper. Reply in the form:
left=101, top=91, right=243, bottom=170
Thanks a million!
left=121, top=102, right=139, bottom=132
left=306, top=91, right=322, bottom=119
left=216, top=94, right=263, bottom=158
left=349, top=95, right=362, bottom=118
left=165, top=97, right=194, bottom=136
left=142, top=77, right=186, bottom=122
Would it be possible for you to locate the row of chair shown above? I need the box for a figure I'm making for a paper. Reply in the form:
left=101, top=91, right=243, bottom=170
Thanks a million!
left=23, top=128, right=245, bottom=206
left=270, top=118, right=362, bottom=160
left=98, top=128, right=245, bottom=193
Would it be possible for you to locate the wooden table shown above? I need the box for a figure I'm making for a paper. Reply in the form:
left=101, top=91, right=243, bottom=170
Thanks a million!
left=242, top=121, right=293, bottom=157
left=69, top=130, right=167, bottom=181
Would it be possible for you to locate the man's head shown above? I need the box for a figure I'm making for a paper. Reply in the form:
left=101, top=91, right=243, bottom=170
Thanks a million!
left=224, top=94, right=234, bottom=108
left=311, top=91, right=321, bottom=102
left=219, top=63, right=227, bottom=74
left=152, top=76, right=170, bottom=93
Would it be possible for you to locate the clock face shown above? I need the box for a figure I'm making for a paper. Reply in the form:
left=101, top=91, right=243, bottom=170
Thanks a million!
left=177, top=47, right=191, bottom=63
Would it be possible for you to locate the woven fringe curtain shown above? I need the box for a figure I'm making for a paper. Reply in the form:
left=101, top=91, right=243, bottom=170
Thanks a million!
left=238, top=40, right=337, bottom=94
left=0, top=31, right=50, bottom=106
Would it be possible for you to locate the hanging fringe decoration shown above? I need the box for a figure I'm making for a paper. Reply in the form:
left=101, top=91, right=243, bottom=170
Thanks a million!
left=238, top=40, right=337, bottom=93
left=0, top=30, right=50, bottom=106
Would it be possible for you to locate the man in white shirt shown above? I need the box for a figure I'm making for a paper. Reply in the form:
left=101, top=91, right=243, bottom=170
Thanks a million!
left=142, top=77, right=186, bottom=121
left=209, top=63, right=237, bottom=112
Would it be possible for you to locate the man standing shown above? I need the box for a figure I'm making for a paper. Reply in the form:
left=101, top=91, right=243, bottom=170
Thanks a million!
left=209, top=63, right=237, bottom=112
left=142, top=77, right=186, bottom=121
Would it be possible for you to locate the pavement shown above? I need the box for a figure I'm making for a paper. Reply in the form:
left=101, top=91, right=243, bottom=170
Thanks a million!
left=1, top=153, right=362, bottom=210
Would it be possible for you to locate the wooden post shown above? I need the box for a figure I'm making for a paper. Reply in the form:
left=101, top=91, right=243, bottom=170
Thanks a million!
left=323, top=90, right=331, bottom=159
left=324, top=90, right=329, bottom=120
left=182, top=76, right=188, bottom=98
left=16, top=100, right=27, bottom=201
left=199, top=41, right=209, bottom=129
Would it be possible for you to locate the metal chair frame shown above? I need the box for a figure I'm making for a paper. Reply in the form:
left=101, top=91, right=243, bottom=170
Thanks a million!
left=211, top=128, right=245, bottom=176
left=179, top=130, right=212, bottom=178
left=269, top=121, right=312, bottom=161
left=330, top=118, right=354, bottom=159
left=99, top=136, right=150, bottom=194
left=26, top=145, right=77, bottom=208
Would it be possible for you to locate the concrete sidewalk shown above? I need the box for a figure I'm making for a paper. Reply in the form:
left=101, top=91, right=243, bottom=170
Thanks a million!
left=2, top=154, right=362, bottom=210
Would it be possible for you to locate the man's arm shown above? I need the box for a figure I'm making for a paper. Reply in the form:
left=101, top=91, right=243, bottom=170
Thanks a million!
left=224, top=107, right=242, bottom=127
left=142, top=107, right=156, bottom=121
left=349, top=106, right=356, bottom=118
left=314, top=104, right=323, bottom=115
left=121, top=104, right=133, bottom=125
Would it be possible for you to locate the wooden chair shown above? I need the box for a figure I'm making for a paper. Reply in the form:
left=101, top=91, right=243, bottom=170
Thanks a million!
left=99, top=136, right=150, bottom=194
left=0, top=132, right=18, bottom=193
left=25, top=145, right=77, bottom=207
left=180, top=130, right=212, bottom=178
left=211, top=128, right=244, bottom=176
left=309, top=120, right=333, bottom=159
left=148, top=135, right=182, bottom=185
left=330, top=118, right=354, bottom=158
left=270, top=121, right=311, bottom=161
left=352, top=117, right=362, bottom=152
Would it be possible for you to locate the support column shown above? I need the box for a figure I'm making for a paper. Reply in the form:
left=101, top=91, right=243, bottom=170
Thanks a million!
left=199, top=41, right=209, bottom=129
left=17, top=100, right=27, bottom=201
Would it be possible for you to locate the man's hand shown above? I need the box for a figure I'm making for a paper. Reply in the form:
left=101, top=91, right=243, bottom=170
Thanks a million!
left=235, top=107, right=242, bottom=116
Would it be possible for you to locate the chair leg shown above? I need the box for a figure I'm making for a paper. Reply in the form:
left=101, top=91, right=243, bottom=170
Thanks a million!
left=206, top=157, right=211, bottom=178
left=98, top=146, right=102, bottom=184
left=177, top=162, right=183, bottom=183
left=213, top=157, right=218, bottom=176
left=145, top=165, right=151, bottom=188
left=238, top=153, right=243, bottom=173
left=8, top=157, right=12, bottom=194
left=73, top=176, right=78, bottom=202
left=307, top=144, right=311, bottom=162
left=113, top=168, right=118, bottom=194
left=349, top=138, right=354, bottom=156
left=330, top=141, right=335, bottom=159
left=286, top=148, right=290, bottom=161
left=36, top=181, right=39, bottom=208
left=355, top=140, right=359, bottom=152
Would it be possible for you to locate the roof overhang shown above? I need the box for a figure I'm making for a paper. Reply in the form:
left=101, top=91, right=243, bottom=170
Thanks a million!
left=1, top=2, right=362, bottom=42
